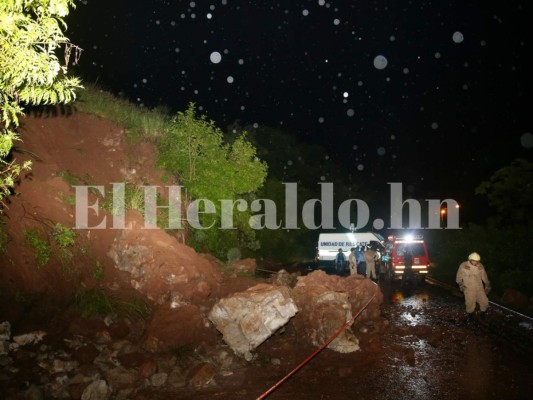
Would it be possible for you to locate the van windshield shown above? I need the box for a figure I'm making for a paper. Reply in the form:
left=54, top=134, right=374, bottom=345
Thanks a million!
left=398, top=243, right=426, bottom=257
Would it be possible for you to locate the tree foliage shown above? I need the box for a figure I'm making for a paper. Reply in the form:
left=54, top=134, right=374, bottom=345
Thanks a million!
left=475, top=158, right=533, bottom=227
left=0, top=0, right=82, bottom=206
left=431, top=158, right=533, bottom=300
left=227, top=122, right=372, bottom=262
left=157, top=103, right=267, bottom=259
left=158, top=104, right=267, bottom=201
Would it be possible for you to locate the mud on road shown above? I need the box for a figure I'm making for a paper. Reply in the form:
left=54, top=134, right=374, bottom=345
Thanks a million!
left=152, top=279, right=533, bottom=400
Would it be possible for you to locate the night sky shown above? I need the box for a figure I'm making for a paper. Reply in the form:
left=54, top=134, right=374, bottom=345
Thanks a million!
left=67, top=0, right=532, bottom=220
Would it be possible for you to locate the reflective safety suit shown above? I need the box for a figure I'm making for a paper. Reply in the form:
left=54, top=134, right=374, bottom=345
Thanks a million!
left=348, top=251, right=357, bottom=275
left=456, top=260, right=491, bottom=314
left=364, top=249, right=377, bottom=280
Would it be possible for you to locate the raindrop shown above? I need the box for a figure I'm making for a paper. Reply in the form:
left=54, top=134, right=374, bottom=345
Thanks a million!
left=210, top=51, right=222, bottom=63
left=320, top=176, right=326, bottom=181
left=302, top=9, right=309, bottom=16
left=431, top=122, right=439, bottom=130
left=521, top=132, right=533, bottom=148
left=435, top=52, right=441, bottom=59
left=352, top=145, right=358, bottom=150
left=318, top=117, right=325, bottom=123
left=389, top=35, right=396, bottom=41
left=333, top=19, right=340, bottom=25
left=253, top=123, right=259, bottom=128
left=357, top=164, right=364, bottom=171
left=347, top=109, right=355, bottom=117
left=377, top=147, right=386, bottom=156
left=227, top=76, right=234, bottom=83
left=373, top=55, right=388, bottom=70
left=403, top=67, right=409, bottom=74
left=287, top=160, right=293, bottom=166
left=452, top=31, right=464, bottom=43
left=238, top=59, right=244, bottom=65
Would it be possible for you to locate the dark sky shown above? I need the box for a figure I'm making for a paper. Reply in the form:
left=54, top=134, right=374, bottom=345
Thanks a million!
left=67, top=0, right=532, bottom=219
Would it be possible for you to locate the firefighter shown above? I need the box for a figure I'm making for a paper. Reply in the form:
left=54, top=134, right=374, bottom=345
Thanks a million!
left=348, top=247, right=357, bottom=276
left=364, top=246, right=378, bottom=281
left=456, top=252, right=491, bottom=317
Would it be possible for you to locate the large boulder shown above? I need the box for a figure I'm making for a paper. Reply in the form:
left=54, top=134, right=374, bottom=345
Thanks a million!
left=208, top=283, right=298, bottom=360
left=291, top=270, right=382, bottom=353
left=107, top=211, right=223, bottom=304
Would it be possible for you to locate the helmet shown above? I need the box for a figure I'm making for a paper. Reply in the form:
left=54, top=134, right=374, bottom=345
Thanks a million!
left=468, top=252, right=481, bottom=261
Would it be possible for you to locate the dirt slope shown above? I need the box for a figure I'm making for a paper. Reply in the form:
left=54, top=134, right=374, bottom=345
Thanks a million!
left=0, top=109, right=232, bottom=334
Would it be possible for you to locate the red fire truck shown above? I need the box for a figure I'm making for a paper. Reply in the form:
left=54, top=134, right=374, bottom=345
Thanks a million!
left=384, top=235, right=430, bottom=280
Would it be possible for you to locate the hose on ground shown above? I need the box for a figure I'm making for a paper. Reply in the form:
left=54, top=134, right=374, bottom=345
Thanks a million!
left=256, top=281, right=379, bottom=399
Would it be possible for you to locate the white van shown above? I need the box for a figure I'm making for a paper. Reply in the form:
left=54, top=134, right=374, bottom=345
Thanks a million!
left=316, top=232, right=384, bottom=262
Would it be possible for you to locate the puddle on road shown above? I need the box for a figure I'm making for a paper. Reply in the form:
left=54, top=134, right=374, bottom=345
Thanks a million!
left=380, top=283, right=434, bottom=326
left=391, top=290, right=429, bottom=308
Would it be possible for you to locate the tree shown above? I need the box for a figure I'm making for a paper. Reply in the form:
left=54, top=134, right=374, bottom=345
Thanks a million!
left=0, top=0, right=82, bottom=207
left=475, top=158, right=533, bottom=227
left=157, top=103, right=268, bottom=259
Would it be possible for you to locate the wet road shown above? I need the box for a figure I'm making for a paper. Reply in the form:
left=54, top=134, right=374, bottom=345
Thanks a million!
left=256, top=277, right=533, bottom=400
left=137, top=275, right=533, bottom=400
left=357, top=278, right=533, bottom=400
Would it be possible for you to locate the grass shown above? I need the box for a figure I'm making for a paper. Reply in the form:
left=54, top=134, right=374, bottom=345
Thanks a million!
left=59, top=192, right=76, bottom=207
left=52, top=223, right=77, bottom=248
left=91, top=261, right=105, bottom=281
left=101, top=181, right=175, bottom=229
left=75, top=84, right=169, bottom=142
left=52, top=223, right=78, bottom=267
left=23, top=228, right=51, bottom=268
left=0, top=221, right=8, bottom=253
left=74, top=288, right=152, bottom=320
left=57, top=170, right=81, bottom=186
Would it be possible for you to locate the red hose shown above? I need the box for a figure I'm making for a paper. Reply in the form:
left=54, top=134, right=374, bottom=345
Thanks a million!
left=256, top=282, right=379, bottom=400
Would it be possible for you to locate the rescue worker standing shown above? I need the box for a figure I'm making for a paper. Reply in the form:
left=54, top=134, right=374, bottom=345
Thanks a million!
left=456, top=252, right=491, bottom=317
left=356, top=246, right=366, bottom=276
left=335, top=248, right=346, bottom=275
left=348, top=247, right=357, bottom=276
left=364, top=246, right=377, bottom=281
